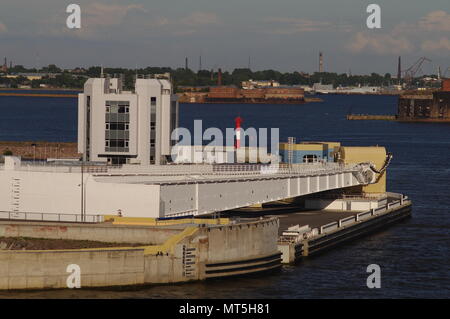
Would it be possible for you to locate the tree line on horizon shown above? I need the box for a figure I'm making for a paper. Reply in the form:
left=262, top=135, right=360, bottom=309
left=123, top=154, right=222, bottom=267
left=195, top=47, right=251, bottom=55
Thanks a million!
left=0, top=64, right=441, bottom=90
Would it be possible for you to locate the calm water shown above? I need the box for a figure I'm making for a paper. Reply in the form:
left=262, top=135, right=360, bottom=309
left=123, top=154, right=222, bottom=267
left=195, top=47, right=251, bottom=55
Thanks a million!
left=0, top=94, right=449, bottom=298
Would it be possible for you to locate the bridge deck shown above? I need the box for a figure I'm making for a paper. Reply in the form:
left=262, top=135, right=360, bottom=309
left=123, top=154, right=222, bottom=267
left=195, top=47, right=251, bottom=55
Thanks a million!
left=1, top=162, right=374, bottom=218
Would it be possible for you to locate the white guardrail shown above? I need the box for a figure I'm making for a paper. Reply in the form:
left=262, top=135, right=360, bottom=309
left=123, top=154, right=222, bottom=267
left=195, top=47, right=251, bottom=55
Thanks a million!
left=318, top=197, right=409, bottom=236
left=11, top=162, right=355, bottom=177
left=280, top=195, right=410, bottom=243
left=0, top=211, right=104, bottom=223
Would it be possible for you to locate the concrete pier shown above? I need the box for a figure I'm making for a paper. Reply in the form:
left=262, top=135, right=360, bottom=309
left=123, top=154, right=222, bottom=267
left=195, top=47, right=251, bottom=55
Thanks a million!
left=0, top=217, right=281, bottom=290
left=347, top=114, right=397, bottom=121
left=276, top=195, right=412, bottom=263
left=0, top=193, right=412, bottom=290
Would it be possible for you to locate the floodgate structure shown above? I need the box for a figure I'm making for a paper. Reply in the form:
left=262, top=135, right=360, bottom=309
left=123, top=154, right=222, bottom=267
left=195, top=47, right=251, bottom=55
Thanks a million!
left=0, top=75, right=412, bottom=290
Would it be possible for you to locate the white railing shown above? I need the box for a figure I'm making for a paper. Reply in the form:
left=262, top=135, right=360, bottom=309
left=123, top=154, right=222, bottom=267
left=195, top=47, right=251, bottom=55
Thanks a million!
left=318, top=197, right=410, bottom=236
left=279, top=194, right=411, bottom=241
left=10, top=162, right=355, bottom=177
left=0, top=211, right=104, bottom=223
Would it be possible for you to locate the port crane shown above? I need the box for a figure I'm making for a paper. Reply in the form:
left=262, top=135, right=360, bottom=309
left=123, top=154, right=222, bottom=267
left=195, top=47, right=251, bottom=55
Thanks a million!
left=403, top=57, right=431, bottom=84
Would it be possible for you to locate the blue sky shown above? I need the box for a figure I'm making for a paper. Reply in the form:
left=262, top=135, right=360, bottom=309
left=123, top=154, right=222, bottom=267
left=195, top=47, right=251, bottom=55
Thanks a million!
left=0, top=0, right=449, bottom=74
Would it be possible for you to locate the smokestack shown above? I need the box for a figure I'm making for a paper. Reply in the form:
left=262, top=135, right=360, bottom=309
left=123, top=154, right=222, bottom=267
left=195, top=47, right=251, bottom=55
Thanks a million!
left=210, top=69, right=214, bottom=81
left=397, top=56, right=402, bottom=84
left=319, top=52, right=324, bottom=73
left=218, top=68, right=222, bottom=86
left=185, top=57, right=189, bottom=71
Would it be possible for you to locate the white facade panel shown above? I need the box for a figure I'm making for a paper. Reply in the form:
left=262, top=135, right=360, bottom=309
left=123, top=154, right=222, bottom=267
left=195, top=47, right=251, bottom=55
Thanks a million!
left=0, top=170, right=161, bottom=218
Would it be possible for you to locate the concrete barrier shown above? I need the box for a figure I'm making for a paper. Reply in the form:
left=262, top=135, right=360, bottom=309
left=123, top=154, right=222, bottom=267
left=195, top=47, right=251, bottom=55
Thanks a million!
left=278, top=197, right=412, bottom=263
left=0, top=217, right=281, bottom=290
left=0, top=221, right=182, bottom=245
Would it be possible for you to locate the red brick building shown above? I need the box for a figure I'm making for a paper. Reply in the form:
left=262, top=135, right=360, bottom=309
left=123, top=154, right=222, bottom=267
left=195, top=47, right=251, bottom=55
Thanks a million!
left=206, top=86, right=305, bottom=104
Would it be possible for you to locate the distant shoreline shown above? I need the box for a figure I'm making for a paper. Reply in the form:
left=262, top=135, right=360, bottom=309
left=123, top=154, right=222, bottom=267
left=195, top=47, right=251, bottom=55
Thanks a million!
left=0, top=88, right=82, bottom=92
left=0, top=92, right=78, bottom=98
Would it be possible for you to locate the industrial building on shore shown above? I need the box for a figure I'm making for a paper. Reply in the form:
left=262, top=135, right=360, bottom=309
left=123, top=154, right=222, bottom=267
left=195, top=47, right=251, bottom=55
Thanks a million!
left=398, top=79, right=450, bottom=122
left=178, top=68, right=305, bottom=104
left=204, top=85, right=305, bottom=104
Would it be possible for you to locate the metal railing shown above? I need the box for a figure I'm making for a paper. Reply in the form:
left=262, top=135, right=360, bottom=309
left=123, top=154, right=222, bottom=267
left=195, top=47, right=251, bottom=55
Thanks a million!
left=9, top=162, right=356, bottom=178
left=279, top=194, right=411, bottom=242
left=318, top=197, right=410, bottom=235
left=0, top=211, right=104, bottom=223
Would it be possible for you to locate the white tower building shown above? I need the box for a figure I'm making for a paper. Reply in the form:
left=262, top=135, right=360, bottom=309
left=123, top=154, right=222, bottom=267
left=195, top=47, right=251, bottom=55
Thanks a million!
left=78, top=74, right=179, bottom=165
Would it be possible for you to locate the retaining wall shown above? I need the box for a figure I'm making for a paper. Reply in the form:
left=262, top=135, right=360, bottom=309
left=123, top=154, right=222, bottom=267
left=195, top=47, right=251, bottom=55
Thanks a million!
left=0, top=221, right=181, bottom=245
left=0, top=217, right=280, bottom=290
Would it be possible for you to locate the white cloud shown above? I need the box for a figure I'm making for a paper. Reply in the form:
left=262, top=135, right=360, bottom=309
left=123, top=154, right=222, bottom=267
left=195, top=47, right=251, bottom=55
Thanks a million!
left=421, top=37, right=450, bottom=52
left=346, top=10, right=450, bottom=55
left=418, top=11, right=450, bottom=32
left=347, top=31, right=414, bottom=55
left=83, top=3, right=147, bottom=28
left=33, top=2, right=148, bottom=39
left=140, top=11, right=221, bottom=36
left=180, top=12, right=221, bottom=26
left=263, top=17, right=351, bottom=34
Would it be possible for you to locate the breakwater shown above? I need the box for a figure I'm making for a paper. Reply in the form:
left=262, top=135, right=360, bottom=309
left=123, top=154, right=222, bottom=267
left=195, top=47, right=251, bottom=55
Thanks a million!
left=0, top=217, right=281, bottom=290
left=347, top=114, right=397, bottom=121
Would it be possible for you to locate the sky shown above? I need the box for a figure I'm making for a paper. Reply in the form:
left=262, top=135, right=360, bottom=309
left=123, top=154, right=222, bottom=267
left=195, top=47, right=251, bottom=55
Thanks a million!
left=0, top=0, right=449, bottom=75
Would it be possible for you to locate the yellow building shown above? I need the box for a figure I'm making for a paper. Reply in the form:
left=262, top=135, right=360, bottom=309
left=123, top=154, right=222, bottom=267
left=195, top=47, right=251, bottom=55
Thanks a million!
left=338, top=146, right=388, bottom=194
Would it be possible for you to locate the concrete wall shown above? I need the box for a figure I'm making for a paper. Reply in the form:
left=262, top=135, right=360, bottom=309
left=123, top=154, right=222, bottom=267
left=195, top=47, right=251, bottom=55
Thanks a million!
left=0, top=221, right=181, bottom=245
left=0, top=249, right=145, bottom=290
left=0, top=170, right=161, bottom=217
left=305, top=197, right=388, bottom=211
left=0, top=218, right=281, bottom=290
left=205, top=218, right=279, bottom=263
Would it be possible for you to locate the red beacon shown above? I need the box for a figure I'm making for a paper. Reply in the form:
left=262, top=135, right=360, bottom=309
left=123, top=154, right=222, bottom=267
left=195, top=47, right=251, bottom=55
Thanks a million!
left=234, top=116, right=243, bottom=149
